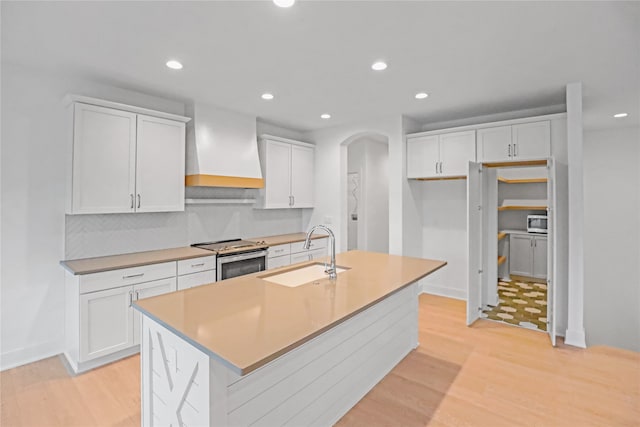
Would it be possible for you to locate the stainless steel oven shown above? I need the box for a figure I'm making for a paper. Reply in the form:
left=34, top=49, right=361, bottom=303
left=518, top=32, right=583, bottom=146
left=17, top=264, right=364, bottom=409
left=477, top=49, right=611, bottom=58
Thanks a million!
left=217, top=249, right=268, bottom=281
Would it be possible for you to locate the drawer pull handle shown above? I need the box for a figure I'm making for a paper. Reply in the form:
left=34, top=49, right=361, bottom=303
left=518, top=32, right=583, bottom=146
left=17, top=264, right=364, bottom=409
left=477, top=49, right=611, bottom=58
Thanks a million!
left=191, top=263, right=205, bottom=267
left=123, top=273, right=144, bottom=279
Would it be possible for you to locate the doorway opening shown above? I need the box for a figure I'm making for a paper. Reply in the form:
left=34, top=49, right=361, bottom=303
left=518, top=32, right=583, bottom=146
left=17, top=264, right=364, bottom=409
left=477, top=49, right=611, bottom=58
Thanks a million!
left=343, top=133, right=389, bottom=253
left=467, top=160, right=559, bottom=346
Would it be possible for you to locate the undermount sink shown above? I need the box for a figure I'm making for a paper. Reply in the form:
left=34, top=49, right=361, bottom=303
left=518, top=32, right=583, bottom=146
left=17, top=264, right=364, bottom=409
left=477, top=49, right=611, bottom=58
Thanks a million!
left=260, top=263, right=349, bottom=288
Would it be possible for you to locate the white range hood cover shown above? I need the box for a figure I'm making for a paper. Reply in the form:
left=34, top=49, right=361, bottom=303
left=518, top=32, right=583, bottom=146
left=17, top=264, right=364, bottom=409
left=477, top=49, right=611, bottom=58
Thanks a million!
left=185, top=102, right=264, bottom=188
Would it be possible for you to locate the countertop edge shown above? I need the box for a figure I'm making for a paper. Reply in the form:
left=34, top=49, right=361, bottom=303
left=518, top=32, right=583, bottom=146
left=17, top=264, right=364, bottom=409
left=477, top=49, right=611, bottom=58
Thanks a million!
left=134, top=257, right=447, bottom=376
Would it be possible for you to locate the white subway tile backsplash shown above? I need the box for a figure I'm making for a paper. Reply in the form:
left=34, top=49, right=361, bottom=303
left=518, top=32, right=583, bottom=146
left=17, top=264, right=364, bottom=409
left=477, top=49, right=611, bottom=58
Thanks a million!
left=65, top=205, right=303, bottom=259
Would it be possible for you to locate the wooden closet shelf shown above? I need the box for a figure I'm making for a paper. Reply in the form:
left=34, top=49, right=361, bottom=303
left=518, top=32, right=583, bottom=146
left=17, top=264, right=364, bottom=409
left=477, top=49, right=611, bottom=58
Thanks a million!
left=498, top=177, right=548, bottom=184
left=498, top=256, right=507, bottom=266
left=498, top=232, right=507, bottom=241
left=498, top=205, right=547, bottom=211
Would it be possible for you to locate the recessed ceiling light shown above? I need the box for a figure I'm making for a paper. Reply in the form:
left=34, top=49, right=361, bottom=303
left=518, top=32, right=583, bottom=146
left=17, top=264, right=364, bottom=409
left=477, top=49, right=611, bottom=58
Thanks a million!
left=614, top=113, right=628, bottom=118
left=261, top=93, right=274, bottom=100
left=415, top=92, right=429, bottom=99
left=320, top=113, right=331, bottom=119
left=273, top=0, right=295, bottom=7
left=165, top=60, right=183, bottom=70
left=371, top=61, right=387, bottom=71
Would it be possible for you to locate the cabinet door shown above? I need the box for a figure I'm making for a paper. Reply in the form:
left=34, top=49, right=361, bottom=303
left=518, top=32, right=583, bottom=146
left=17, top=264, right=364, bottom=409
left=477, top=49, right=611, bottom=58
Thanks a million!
left=509, top=235, right=533, bottom=277
left=439, top=131, right=476, bottom=176
left=135, top=115, right=186, bottom=212
left=79, top=285, right=134, bottom=362
left=290, top=144, right=314, bottom=208
left=477, top=126, right=511, bottom=163
left=512, top=121, right=551, bottom=160
left=72, top=103, right=137, bottom=214
left=133, top=277, right=177, bottom=344
left=532, top=236, right=548, bottom=279
left=263, top=140, right=292, bottom=208
left=406, top=135, right=439, bottom=178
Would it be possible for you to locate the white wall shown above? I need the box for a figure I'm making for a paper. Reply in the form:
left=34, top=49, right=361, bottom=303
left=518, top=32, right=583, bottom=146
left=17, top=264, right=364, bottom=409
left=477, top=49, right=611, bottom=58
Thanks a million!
left=420, top=180, right=468, bottom=299
left=0, top=63, right=305, bottom=369
left=347, top=138, right=389, bottom=253
left=583, top=126, right=640, bottom=352
left=302, top=115, right=418, bottom=256
left=0, top=63, right=182, bottom=369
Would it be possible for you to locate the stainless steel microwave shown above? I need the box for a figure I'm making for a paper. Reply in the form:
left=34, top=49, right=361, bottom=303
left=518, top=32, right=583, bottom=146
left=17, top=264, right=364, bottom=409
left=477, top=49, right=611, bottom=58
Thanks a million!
left=527, top=215, right=548, bottom=234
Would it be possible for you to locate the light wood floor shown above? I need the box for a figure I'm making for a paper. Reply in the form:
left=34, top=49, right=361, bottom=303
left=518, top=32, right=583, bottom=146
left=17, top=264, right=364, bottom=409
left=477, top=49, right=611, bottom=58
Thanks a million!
left=2, top=295, right=639, bottom=426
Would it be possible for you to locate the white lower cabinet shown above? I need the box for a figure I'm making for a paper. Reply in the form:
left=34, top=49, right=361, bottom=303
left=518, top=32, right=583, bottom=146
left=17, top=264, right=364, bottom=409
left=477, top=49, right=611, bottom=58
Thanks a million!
left=509, top=234, right=547, bottom=279
left=67, top=262, right=178, bottom=373
left=268, top=255, right=291, bottom=269
left=79, top=286, right=134, bottom=362
left=177, top=255, right=216, bottom=290
left=266, top=238, right=328, bottom=270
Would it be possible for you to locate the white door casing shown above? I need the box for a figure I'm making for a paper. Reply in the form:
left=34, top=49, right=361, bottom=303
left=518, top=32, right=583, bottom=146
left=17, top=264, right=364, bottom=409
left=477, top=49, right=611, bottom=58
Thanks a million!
left=467, top=161, right=483, bottom=325
left=547, top=158, right=557, bottom=346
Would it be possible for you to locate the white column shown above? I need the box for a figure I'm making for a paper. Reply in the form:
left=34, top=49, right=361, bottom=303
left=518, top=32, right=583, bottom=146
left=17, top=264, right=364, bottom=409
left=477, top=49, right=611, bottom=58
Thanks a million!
left=565, top=82, right=587, bottom=348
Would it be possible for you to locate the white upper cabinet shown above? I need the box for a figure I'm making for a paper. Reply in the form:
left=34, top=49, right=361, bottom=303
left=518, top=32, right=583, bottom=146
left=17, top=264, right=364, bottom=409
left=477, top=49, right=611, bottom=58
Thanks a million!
left=406, top=131, right=475, bottom=179
left=407, top=135, right=439, bottom=178
left=135, top=115, right=186, bottom=212
left=439, top=131, right=476, bottom=176
left=71, top=103, right=137, bottom=214
left=258, top=135, right=314, bottom=209
left=477, top=125, right=512, bottom=163
left=290, top=144, right=314, bottom=208
left=66, top=96, right=190, bottom=215
left=477, top=121, right=550, bottom=163
left=512, top=121, right=551, bottom=160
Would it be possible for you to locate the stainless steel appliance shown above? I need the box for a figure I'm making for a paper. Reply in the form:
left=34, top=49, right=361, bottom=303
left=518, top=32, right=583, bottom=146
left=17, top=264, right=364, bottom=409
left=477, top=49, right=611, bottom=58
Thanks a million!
left=527, top=214, right=548, bottom=234
left=191, top=239, right=268, bottom=281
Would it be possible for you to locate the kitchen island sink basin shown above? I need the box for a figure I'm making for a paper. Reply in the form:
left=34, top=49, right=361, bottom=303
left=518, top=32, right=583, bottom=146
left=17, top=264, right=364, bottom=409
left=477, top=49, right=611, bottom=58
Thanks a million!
left=259, top=262, right=349, bottom=287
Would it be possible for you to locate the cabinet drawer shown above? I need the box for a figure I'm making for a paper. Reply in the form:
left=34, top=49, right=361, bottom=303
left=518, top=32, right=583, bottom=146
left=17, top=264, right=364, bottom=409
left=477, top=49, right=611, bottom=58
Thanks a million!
left=177, top=256, right=216, bottom=276
left=268, top=244, right=291, bottom=258
left=79, top=261, right=176, bottom=294
left=291, top=237, right=327, bottom=253
left=177, top=270, right=216, bottom=290
left=267, top=255, right=291, bottom=270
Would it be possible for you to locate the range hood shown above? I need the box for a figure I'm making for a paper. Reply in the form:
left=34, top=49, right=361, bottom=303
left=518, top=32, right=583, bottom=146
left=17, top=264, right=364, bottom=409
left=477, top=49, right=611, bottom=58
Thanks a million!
left=185, top=102, right=264, bottom=188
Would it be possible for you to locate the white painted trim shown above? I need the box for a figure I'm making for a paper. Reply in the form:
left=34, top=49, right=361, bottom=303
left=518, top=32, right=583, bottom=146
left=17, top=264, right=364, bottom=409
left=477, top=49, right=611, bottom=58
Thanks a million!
left=0, top=340, right=62, bottom=371
left=259, top=134, right=314, bottom=147
left=407, top=112, right=567, bottom=138
left=421, top=282, right=466, bottom=300
left=565, top=82, right=586, bottom=349
left=63, top=345, right=140, bottom=374
left=64, top=94, right=191, bottom=123
left=564, top=328, right=586, bottom=348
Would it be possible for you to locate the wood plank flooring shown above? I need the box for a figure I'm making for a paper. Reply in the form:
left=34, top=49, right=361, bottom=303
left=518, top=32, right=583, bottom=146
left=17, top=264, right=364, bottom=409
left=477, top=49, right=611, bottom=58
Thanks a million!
left=2, top=294, right=639, bottom=426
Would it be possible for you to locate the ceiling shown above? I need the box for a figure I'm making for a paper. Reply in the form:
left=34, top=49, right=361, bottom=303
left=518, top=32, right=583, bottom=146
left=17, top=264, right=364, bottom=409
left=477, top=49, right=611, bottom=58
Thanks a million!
left=2, top=1, right=638, bottom=132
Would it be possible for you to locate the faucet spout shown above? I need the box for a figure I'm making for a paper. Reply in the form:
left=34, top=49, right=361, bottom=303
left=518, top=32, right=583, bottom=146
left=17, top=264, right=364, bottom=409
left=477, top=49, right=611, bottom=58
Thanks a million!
left=304, top=225, right=337, bottom=279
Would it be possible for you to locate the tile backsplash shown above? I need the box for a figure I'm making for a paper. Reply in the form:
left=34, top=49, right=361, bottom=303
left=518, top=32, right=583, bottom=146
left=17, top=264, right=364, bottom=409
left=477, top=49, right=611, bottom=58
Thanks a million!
left=65, top=203, right=304, bottom=259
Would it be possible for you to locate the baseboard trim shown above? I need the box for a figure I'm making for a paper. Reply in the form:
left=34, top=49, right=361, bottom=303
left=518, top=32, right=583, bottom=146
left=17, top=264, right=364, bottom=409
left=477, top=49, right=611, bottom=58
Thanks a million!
left=1, top=340, right=63, bottom=371
left=421, top=283, right=466, bottom=301
left=65, top=345, right=140, bottom=375
left=564, top=328, right=587, bottom=348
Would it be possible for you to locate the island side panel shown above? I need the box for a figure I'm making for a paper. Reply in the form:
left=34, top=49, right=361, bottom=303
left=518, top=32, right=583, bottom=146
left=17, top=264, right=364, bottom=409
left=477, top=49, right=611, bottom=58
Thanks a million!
left=141, top=282, right=419, bottom=426
left=227, top=283, right=419, bottom=426
left=141, top=316, right=230, bottom=427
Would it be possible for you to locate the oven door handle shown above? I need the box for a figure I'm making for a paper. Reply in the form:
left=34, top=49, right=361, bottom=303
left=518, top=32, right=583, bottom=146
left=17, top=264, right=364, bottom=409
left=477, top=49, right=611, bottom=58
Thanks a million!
left=217, top=250, right=268, bottom=265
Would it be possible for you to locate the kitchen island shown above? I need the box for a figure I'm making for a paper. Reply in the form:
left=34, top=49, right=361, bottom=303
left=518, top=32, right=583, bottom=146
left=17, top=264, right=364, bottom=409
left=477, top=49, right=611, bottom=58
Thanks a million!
left=134, top=250, right=445, bottom=426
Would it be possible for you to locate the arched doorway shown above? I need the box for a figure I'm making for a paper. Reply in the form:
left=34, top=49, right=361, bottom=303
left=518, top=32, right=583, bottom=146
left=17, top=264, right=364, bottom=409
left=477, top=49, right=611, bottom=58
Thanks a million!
left=339, top=132, right=390, bottom=253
